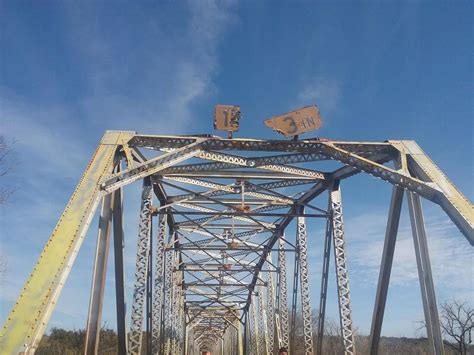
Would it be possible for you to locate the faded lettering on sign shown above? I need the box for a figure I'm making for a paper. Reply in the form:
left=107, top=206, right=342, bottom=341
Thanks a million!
left=264, top=105, right=322, bottom=137
left=214, top=105, right=241, bottom=132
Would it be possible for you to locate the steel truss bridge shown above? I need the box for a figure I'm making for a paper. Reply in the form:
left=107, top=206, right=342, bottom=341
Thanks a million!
left=1, top=131, right=472, bottom=355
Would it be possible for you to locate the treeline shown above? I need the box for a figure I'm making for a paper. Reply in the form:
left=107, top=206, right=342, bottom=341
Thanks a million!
left=37, top=328, right=156, bottom=355
left=37, top=327, right=472, bottom=354
left=291, top=333, right=470, bottom=354
left=37, top=327, right=117, bottom=355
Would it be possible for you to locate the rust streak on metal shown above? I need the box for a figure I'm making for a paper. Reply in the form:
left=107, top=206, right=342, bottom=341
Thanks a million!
left=264, top=105, right=322, bottom=137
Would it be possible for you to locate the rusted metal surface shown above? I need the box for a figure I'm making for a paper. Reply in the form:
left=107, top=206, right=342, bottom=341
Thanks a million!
left=214, top=104, right=241, bottom=131
left=264, top=105, right=322, bottom=137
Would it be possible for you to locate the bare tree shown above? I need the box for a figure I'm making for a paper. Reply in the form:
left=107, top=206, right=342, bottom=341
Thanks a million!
left=0, top=135, right=16, bottom=274
left=439, top=299, right=473, bottom=354
left=0, top=135, right=15, bottom=204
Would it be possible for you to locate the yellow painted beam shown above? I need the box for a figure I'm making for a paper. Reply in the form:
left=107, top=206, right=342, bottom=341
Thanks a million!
left=399, top=140, right=473, bottom=244
left=0, top=131, right=134, bottom=354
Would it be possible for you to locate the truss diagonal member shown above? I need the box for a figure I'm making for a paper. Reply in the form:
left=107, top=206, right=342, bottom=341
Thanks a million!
left=407, top=192, right=444, bottom=355
left=112, top=185, right=128, bottom=354
left=290, top=236, right=300, bottom=355
left=329, top=181, right=356, bottom=355
left=164, top=176, right=294, bottom=204
left=159, top=178, right=278, bottom=231
left=84, top=192, right=115, bottom=354
left=278, top=235, right=290, bottom=350
left=178, top=232, right=260, bottom=250
left=168, top=179, right=314, bottom=202
left=0, top=131, right=133, bottom=354
left=323, top=142, right=438, bottom=195
left=245, top=180, right=330, bottom=322
left=399, top=140, right=473, bottom=244
left=322, top=142, right=473, bottom=243
left=297, top=214, right=315, bottom=355
left=368, top=186, right=404, bottom=355
left=175, top=202, right=275, bottom=229
left=317, top=216, right=332, bottom=355
left=128, top=179, right=153, bottom=355
left=152, top=213, right=168, bottom=354
left=102, top=138, right=207, bottom=193
left=176, top=203, right=291, bottom=229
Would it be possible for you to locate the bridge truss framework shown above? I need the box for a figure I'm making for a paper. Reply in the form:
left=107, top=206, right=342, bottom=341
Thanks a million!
left=1, top=131, right=472, bottom=355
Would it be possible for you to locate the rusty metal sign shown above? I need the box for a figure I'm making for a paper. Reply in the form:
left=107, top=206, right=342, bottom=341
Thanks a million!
left=264, top=105, right=322, bottom=137
left=214, top=105, right=241, bottom=132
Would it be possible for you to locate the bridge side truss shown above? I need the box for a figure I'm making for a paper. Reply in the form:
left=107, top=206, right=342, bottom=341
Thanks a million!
left=1, top=131, right=472, bottom=355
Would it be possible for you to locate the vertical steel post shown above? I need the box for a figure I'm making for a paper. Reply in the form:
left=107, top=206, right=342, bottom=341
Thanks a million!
left=251, top=294, right=259, bottom=354
left=171, top=253, right=183, bottom=354
left=128, top=178, right=153, bottom=355
left=278, top=235, right=290, bottom=351
left=84, top=192, right=114, bottom=354
left=184, top=313, right=188, bottom=355
left=152, top=213, right=167, bottom=354
left=163, top=244, right=175, bottom=354
left=329, top=180, right=356, bottom=355
left=369, top=186, right=404, bottom=354
left=290, top=234, right=300, bottom=355
left=176, top=269, right=185, bottom=355
left=258, top=285, right=269, bottom=355
left=267, top=253, right=276, bottom=355
left=237, top=313, right=244, bottom=355
left=407, top=192, right=445, bottom=355
left=112, top=187, right=127, bottom=355
left=297, top=212, right=314, bottom=355
left=316, top=215, right=332, bottom=355
left=242, top=311, right=248, bottom=355
left=145, top=221, right=153, bottom=355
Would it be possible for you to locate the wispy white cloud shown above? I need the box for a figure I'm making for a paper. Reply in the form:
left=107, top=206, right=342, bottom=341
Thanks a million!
left=296, top=78, right=341, bottom=113
left=1, top=95, right=89, bottom=178
left=0, top=0, right=239, bottom=328
left=57, top=0, right=238, bottom=134
left=346, top=206, right=473, bottom=300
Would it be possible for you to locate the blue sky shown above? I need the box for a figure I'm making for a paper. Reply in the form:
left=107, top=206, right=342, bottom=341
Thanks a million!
left=0, top=0, right=472, bottom=338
